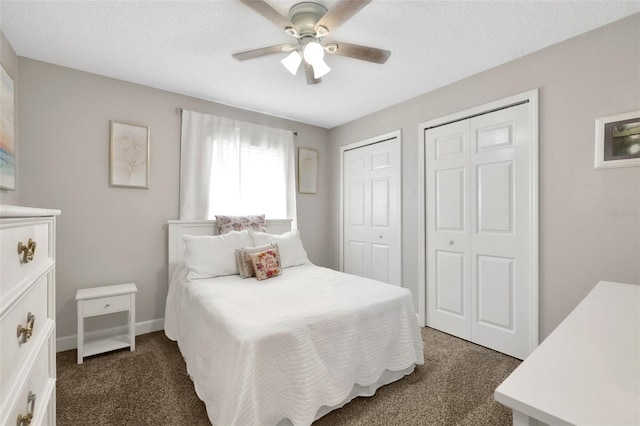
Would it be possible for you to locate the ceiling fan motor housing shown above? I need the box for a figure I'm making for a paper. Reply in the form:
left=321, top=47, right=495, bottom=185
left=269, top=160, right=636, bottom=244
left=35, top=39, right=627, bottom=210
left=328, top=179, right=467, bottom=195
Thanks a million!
left=288, top=2, right=327, bottom=37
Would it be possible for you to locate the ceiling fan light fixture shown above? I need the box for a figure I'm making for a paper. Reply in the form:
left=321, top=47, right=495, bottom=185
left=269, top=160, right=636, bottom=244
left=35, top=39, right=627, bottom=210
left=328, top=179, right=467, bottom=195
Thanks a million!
left=281, top=50, right=302, bottom=75
left=234, top=0, right=386, bottom=84
left=312, top=58, right=331, bottom=79
left=303, top=41, right=325, bottom=65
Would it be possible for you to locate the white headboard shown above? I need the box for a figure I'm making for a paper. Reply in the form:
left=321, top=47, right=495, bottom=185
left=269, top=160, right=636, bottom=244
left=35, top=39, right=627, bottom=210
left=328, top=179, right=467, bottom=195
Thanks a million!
left=167, top=219, right=292, bottom=282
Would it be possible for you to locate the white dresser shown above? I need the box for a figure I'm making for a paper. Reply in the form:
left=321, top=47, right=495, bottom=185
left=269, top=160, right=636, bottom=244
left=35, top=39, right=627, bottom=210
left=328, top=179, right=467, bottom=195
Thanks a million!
left=495, top=280, right=639, bottom=426
left=0, top=205, right=60, bottom=426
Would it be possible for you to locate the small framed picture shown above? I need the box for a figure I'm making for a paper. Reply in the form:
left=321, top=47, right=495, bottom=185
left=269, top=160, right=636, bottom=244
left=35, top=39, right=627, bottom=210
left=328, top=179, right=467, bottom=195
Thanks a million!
left=594, top=111, right=640, bottom=169
left=110, top=120, right=150, bottom=188
left=298, top=147, right=318, bottom=194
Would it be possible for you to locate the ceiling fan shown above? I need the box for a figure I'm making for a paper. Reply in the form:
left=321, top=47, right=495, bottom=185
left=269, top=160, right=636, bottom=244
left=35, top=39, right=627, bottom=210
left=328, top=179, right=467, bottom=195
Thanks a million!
left=232, top=0, right=391, bottom=85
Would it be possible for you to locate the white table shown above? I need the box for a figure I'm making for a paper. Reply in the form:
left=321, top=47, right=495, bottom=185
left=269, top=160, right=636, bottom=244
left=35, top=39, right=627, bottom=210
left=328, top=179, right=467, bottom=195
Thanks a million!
left=495, top=281, right=640, bottom=426
left=76, top=283, right=137, bottom=364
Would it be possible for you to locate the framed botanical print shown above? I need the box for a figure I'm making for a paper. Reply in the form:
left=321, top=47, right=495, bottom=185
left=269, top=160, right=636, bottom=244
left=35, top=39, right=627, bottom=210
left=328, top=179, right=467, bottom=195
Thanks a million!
left=110, top=120, right=150, bottom=188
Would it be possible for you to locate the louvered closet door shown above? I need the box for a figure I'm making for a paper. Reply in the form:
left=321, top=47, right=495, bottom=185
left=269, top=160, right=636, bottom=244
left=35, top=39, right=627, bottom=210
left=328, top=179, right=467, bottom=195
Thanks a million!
left=343, top=138, right=401, bottom=286
left=426, top=102, right=532, bottom=359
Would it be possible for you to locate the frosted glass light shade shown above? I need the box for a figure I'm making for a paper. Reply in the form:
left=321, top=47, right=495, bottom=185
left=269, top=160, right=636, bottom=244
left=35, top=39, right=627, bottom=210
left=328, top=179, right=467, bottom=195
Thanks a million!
left=303, top=42, right=324, bottom=65
left=312, top=59, right=331, bottom=79
left=281, top=51, right=302, bottom=75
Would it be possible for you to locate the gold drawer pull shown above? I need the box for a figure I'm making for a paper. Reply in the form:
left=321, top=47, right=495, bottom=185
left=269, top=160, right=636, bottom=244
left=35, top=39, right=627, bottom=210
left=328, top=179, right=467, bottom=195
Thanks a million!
left=17, top=239, right=37, bottom=264
left=16, top=312, right=36, bottom=344
left=16, top=391, right=36, bottom=425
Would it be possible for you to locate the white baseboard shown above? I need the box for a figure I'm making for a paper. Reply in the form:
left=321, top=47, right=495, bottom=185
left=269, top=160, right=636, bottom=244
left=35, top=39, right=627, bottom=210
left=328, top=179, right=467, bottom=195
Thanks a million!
left=56, top=318, right=165, bottom=352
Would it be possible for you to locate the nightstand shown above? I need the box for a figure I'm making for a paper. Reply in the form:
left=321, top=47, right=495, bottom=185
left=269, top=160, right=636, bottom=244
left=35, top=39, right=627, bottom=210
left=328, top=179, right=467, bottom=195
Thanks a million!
left=76, top=283, right=137, bottom=364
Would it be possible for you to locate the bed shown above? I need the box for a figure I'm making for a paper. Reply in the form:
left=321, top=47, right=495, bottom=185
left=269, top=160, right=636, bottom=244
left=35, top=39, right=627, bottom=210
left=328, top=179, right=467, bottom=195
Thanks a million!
left=165, top=219, right=424, bottom=425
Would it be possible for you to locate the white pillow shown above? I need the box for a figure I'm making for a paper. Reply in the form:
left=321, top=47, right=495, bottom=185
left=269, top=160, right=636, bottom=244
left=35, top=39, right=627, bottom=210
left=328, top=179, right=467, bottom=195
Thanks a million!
left=249, top=229, right=310, bottom=268
left=183, top=230, right=253, bottom=280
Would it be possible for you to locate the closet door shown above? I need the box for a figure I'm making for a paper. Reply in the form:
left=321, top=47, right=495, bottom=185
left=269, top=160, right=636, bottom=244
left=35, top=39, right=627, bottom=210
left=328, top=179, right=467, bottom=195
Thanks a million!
left=425, top=102, right=533, bottom=359
left=469, top=103, right=531, bottom=359
left=425, top=121, right=471, bottom=340
left=343, top=138, right=401, bottom=285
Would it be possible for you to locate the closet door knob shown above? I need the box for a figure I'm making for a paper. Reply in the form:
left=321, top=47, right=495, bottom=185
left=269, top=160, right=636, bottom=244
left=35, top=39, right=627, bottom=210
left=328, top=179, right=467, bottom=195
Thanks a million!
left=448, top=240, right=454, bottom=245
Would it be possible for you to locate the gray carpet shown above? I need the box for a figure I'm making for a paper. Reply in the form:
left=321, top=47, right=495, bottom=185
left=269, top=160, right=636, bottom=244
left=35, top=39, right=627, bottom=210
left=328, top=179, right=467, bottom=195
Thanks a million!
left=57, top=328, right=520, bottom=425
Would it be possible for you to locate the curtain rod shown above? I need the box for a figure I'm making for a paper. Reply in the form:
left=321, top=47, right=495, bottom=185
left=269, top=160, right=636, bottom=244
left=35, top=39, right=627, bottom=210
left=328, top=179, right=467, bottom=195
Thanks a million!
left=175, top=107, right=298, bottom=136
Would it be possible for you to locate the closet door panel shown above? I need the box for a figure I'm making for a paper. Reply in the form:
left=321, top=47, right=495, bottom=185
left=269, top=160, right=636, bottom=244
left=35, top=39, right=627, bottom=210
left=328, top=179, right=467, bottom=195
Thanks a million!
left=476, top=254, right=514, bottom=331
left=435, top=250, right=466, bottom=317
left=426, top=121, right=471, bottom=340
left=470, top=103, right=531, bottom=359
left=477, top=161, right=514, bottom=234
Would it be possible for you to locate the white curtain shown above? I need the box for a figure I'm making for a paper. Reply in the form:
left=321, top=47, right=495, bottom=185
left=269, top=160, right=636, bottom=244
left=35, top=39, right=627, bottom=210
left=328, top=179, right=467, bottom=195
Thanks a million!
left=179, top=110, right=297, bottom=224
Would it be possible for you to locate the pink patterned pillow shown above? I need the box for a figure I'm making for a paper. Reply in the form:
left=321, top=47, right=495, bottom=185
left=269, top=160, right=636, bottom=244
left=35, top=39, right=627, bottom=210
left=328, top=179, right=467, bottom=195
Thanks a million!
left=248, top=248, right=282, bottom=281
left=235, top=243, right=278, bottom=279
left=216, top=215, right=267, bottom=234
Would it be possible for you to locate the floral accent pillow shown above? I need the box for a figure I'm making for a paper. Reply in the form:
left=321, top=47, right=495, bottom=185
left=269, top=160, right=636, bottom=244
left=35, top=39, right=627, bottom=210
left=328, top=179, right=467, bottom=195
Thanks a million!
left=248, top=248, right=282, bottom=281
left=235, top=243, right=278, bottom=279
left=216, top=215, right=267, bottom=234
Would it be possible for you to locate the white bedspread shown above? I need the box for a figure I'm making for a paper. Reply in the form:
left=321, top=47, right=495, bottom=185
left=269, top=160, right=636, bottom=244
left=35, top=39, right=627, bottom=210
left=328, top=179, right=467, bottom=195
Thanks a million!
left=165, top=264, right=424, bottom=425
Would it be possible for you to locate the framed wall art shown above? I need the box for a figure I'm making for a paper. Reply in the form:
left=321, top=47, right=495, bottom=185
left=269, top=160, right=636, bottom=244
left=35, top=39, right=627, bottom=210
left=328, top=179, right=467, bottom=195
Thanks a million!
left=110, top=120, right=150, bottom=188
left=298, top=147, right=318, bottom=194
left=594, top=110, right=640, bottom=169
left=0, top=64, right=15, bottom=190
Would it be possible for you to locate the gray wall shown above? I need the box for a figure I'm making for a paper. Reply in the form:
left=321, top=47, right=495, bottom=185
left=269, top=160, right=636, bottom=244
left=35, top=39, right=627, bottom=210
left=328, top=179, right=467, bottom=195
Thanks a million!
left=328, top=14, right=640, bottom=340
left=0, top=31, right=20, bottom=205
left=16, top=58, right=330, bottom=339
left=6, top=14, right=640, bottom=344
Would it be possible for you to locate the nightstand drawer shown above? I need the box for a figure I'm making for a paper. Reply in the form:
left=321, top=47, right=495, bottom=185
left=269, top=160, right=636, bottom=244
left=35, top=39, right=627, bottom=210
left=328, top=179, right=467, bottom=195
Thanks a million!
left=83, top=294, right=130, bottom=316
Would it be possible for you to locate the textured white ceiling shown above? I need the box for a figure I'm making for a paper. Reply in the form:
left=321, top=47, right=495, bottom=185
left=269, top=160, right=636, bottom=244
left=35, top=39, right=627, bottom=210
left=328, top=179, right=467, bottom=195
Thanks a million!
left=2, top=1, right=638, bottom=128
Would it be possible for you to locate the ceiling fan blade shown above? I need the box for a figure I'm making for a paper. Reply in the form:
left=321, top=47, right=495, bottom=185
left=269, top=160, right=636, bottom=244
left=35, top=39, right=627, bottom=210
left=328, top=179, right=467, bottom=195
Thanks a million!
left=239, top=0, right=298, bottom=33
left=314, top=0, right=371, bottom=35
left=232, top=44, right=292, bottom=61
left=305, top=63, right=321, bottom=85
left=328, top=41, right=391, bottom=64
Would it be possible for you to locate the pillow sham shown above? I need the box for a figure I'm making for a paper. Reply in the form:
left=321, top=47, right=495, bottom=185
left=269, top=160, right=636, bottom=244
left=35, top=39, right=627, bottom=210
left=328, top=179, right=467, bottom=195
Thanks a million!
left=183, top=230, right=253, bottom=280
left=235, top=243, right=279, bottom=279
left=249, top=248, right=282, bottom=281
left=216, top=214, right=267, bottom=234
left=249, top=229, right=310, bottom=269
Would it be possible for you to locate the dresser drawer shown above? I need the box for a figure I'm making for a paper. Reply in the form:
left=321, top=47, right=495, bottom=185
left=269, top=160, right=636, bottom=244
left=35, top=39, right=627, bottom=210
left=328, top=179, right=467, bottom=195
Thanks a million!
left=2, top=333, right=55, bottom=426
left=0, top=274, right=52, bottom=404
left=83, top=294, right=131, bottom=316
left=0, top=218, right=53, bottom=303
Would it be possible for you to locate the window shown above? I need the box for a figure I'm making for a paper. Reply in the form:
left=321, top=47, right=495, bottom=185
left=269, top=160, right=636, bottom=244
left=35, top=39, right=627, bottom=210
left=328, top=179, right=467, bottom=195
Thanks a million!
left=180, top=110, right=296, bottom=223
